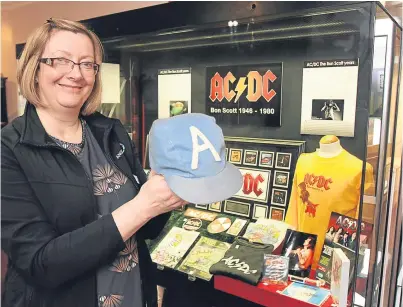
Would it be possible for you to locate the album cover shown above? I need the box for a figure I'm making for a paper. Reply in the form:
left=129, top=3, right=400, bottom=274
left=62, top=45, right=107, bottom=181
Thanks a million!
left=262, top=254, right=289, bottom=285
left=273, top=170, right=290, bottom=188
left=150, top=227, right=200, bottom=269
left=281, top=229, right=318, bottom=278
left=178, top=237, right=231, bottom=281
left=316, top=212, right=373, bottom=284
left=271, top=189, right=288, bottom=207
left=243, top=220, right=290, bottom=250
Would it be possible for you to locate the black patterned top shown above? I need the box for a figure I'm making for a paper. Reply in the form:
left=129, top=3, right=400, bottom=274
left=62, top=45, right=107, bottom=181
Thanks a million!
left=50, top=120, right=143, bottom=307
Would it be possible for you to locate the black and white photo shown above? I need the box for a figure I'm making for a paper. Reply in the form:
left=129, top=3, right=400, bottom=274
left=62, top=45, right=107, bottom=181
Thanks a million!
left=311, top=99, right=344, bottom=121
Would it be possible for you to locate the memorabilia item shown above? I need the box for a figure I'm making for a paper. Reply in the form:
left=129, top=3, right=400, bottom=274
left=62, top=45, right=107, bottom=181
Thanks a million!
left=209, top=237, right=274, bottom=285
left=259, top=151, right=274, bottom=168
left=149, top=113, right=243, bottom=204
left=206, top=63, right=283, bottom=127
left=331, top=248, right=350, bottom=307
left=183, top=218, right=203, bottom=231
left=226, top=218, right=248, bottom=236
left=207, top=217, right=232, bottom=234
left=234, top=168, right=271, bottom=202
left=195, top=204, right=208, bottom=210
left=275, top=152, right=292, bottom=170
left=280, top=282, right=330, bottom=306
left=243, top=220, right=290, bottom=250
left=273, top=170, right=289, bottom=188
left=229, top=148, right=243, bottom=164
left=243, top=150, right=258, bottom=166
left=252, top=204, right=268, bottom=219
left=224, top=200, right=251, bottom=217
left=150, top=227, right=200, bottom=269
left=300, top=59, right=359, bottom=137
left=261, top=254, right=289, bottom=285
left=208, top=201, right=222, bottom=212
left=269, top=207, right=285, bottom=221
left=271, top=188, right=288, bottom=207
left=184, top=208, right=218, bottom=221
left=158, top=68, right=191, bottom=118
left=285, top=142, right=374, bottom=269
left=178, top=237, right=231, bottom=281
left=316, top=212, right=373, bottom=284
left=281, top=229, right=318, bottom=278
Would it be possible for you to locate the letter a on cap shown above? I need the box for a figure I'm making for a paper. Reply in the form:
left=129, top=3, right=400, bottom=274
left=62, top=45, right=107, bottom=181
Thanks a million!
left=190, top=126, right=221, bottom=170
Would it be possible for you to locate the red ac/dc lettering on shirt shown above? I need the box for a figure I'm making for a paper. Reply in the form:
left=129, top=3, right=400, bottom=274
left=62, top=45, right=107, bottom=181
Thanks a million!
left=304, top=173, right=333, bottom=190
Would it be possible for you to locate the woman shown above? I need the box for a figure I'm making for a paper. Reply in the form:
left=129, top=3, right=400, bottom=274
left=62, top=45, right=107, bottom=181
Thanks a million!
left=1, top=18, right=186, bottom=307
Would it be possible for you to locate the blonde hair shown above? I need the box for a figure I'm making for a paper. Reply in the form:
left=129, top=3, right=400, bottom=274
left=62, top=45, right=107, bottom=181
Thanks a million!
left=17, top=18, right=104, bottom=115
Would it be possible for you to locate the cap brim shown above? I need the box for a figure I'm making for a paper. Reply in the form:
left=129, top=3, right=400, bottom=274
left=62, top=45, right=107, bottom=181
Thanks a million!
left=165, top=162, right=243, bottom=204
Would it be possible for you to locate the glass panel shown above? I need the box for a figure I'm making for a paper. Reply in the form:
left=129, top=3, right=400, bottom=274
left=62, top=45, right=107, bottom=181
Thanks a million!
left=365, top=5, right=402, bottom=307
left=99, top=3, right=379, bottom=307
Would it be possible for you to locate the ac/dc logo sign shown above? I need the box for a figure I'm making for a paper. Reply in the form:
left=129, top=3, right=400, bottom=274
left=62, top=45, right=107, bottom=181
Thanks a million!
left=205, top=64, right=283, bottom=127
left=234, top=168, right=270, bottom=202
left=209, top=71, right=278, bottom=103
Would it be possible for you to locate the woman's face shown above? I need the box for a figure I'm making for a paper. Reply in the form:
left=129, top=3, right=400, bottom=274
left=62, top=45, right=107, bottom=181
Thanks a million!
left=37, top=30, right=96, bottom=113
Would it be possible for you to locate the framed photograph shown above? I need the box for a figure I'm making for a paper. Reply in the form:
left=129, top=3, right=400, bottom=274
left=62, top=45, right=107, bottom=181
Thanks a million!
left=275, top=152, right=292, bottom=170
left=234, top=168, right=271, bottom=202
left=229, top=148, right=243, bottom=165
left=273, top=170, right=290, bottom=188
left=253, top=204, right=268, bottom=219
left=243, top=150, right=258, bottom=166
left=270, top=207, right=285, bottom=221
left=271, top=189, right=288, bottom=207
left=195, top=204, right=208, bottom=210
left=208, top=201, right=222, bottom=212
left=224, top=200, right=251, bottom=218
left=259, top=151, right=274, bottom=168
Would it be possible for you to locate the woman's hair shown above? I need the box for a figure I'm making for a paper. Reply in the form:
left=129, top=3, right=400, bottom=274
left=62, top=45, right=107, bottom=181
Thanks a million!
left=17, top=18, right=104, bottom=115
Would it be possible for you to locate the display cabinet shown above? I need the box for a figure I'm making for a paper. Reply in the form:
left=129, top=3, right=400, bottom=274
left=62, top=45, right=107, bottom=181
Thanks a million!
left=16, top=2, right=402, bottom=307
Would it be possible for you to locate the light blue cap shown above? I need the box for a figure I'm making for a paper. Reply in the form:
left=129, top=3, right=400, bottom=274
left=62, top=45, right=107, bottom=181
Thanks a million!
left=149, top=113, right=243, bottom=204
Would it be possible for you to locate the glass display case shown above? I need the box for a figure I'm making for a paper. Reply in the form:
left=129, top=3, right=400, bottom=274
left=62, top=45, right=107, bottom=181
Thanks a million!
left=16, top=2, right=401, bottom=307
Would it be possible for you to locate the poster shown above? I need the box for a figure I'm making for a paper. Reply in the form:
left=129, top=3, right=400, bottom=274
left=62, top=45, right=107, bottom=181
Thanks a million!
left=158, top=68, right=191, bottom=118
left=300, top=59, right=359, bottom=137
left=206, top=63, right=283, bottom=126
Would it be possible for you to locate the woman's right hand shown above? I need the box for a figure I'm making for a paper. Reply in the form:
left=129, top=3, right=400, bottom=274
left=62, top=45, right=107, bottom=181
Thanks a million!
left=136, top=172, right=187, bottom=219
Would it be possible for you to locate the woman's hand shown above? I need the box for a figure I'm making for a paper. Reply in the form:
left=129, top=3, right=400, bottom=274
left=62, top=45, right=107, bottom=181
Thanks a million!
left=137, top=172, right=187, bottom=219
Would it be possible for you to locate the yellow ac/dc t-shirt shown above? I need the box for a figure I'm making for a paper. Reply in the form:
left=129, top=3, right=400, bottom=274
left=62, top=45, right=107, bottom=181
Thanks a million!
left=285, top=149, right=374, bottom=270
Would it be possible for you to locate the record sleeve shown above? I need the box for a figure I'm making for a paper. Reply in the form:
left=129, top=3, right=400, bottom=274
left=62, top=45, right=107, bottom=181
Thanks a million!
left=177, top=237, right=231, bottom=281
left=150, top=227, right=200, bottom=269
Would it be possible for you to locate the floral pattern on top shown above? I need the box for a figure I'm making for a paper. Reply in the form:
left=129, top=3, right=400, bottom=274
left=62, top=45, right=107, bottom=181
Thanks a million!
left=98, top=294, right=124, bottom=307
left=109, top=236, right=139, bottom=273
left=92, top=164, right=128, bottom=196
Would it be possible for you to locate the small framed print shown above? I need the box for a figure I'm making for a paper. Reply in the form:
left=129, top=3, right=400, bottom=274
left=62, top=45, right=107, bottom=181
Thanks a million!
left=253, top=204, right=268, bottom=219
left=243, top=150, right=258, bottom=166
left=271, top=189, right=288, bottom=207
left=273, top=170, right=290, bottom=188
left=229, top=149, right=243, bottom=165
left=208, top=201, right=222, bottom=212
left=195, top=204, right=208, bottom=210
left=259, top=151, right=274, bottom=168
left=224, top=200, right=251, bottom=217
left=275, top=152, right=292, bottom=170
left=270, top=207, right=285, bottom=221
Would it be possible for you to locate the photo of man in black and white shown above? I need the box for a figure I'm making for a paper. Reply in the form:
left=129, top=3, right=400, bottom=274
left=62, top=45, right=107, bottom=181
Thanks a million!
left=311, top=99, right=344, bottom=121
